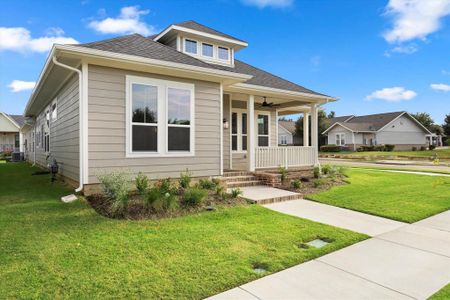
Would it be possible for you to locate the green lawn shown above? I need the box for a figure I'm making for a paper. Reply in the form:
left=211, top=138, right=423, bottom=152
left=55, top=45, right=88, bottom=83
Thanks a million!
left=320, top=148, right=450, bottom=160
left=0, top=163, right=366, bottom=299
left=306, top=169, right=450, bottom=223
left=430, top=283, right=450, bottom=300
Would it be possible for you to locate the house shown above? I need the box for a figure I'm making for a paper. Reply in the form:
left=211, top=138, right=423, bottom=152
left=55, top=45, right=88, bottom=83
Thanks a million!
left=22, top=20, right=335, bottom=193
left=278, top=120, right=302, bottom=145
left=323, top=111, right=431, bottom=151
left=0, top=112, right=25, bottom=153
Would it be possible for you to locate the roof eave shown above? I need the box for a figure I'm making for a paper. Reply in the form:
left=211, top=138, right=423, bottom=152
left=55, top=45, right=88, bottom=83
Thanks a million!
left=1, top=112, right=20, bottom=129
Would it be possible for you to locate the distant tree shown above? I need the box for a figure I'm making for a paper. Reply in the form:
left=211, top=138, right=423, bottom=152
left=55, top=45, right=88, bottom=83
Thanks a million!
left=327, top=111, right=336, bottom=119
left=295, top=109, right=331, bottom=146
left=278, top=116, right=293, bottom=121
left=443, top=114, right=450, bottom=137
left=411, top=112, right=435, bottom=131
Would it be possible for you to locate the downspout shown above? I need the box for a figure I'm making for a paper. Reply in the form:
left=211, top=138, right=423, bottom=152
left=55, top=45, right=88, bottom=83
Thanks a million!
left=52, top=56, right=84, bottom=192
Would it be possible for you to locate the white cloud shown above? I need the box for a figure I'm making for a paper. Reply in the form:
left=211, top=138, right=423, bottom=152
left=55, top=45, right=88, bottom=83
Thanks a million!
left=0, top=27, right=78, bottom=53
left=366, top=87, right=417, bottom=102
left=88, top=6, right=156, bottom=35
left=384, top=43, right=418, bottom=56
left=241, top=0, right=293, bottom=9
left=430, top=83, right=450, bottom=91
left=8, top=80, right=36, bottom=92
left=383, top=0, right=450, bottom=44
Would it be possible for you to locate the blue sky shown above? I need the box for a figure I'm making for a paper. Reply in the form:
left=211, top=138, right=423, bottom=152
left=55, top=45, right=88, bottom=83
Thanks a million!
left=0, top=0, right=449, bottom=123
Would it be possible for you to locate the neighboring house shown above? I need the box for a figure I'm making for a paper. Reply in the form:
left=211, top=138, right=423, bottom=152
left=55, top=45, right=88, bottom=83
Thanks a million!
left=0, top=112, right=25, bottom=153
left=323, top=111, right=431, bottom=151
left=278, top=120, right=302, bottom=145
left=23, top=20, right=335, bottom=192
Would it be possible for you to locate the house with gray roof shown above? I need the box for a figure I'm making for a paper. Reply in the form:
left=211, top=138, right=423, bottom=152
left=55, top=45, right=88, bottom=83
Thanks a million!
left=0, top=112, right=26, bottom=153
left=323, top=111, right=431, bottom=151
left=278, top=120, right=302, bottom=145
left=22, top=20, right=335, bottom=192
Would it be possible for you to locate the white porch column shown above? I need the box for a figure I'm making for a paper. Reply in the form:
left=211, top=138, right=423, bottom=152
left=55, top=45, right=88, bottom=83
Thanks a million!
left=19, top=132, right=24, bottom=152
left=303, top=112, right=309, bottom=146
left=310, top=104, right=319, bottom=164
left=248, top=95, right=255, bottom=171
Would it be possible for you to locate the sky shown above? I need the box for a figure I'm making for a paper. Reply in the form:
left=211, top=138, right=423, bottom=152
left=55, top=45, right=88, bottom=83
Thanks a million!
left=0, top=0, right=449, bottom=124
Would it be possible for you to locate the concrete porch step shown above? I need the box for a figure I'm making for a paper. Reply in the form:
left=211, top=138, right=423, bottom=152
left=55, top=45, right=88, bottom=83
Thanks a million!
left=223, top=171, right=254, bottom=177
left=232, top=186, right=301, bottom=205
left=226, top=180, right=264, bottom=188
left=221, top=175, right=258, bottom=183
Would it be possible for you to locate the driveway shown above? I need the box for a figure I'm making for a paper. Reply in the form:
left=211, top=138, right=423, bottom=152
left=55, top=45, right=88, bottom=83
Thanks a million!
left=208, top=201, right=450, bottom=300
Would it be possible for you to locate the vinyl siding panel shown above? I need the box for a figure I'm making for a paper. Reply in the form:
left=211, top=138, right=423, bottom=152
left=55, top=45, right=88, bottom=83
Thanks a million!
left=87, top=65, right=221, bottom=183
left=376, top=115, right=427, bottom=145
left=327, top=125, right=353, bottom=146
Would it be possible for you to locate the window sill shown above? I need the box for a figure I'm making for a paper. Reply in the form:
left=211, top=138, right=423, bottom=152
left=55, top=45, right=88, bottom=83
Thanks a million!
left=126, top=152, right=195, bottom=158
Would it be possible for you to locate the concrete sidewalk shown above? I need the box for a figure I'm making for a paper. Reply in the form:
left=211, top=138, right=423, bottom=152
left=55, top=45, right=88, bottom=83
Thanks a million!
left=208, top=203, right=450, bottom=300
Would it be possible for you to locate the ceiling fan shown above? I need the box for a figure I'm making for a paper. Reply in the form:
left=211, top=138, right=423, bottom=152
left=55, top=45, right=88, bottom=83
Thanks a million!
left=258, top=97, right=280, bottom=108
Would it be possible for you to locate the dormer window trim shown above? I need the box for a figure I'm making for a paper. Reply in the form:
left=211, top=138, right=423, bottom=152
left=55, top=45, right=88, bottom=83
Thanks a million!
left=180, top=37, right=234, bottom=67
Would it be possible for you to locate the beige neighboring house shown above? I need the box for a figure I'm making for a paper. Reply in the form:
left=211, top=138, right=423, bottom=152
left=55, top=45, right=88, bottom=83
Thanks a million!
left=323, top=111, right=431, bottom=151
left=0, top=113, right=25, bottom=153
left=22, top=20, right=335, bottom=192
left=278, top=120, right=302, bottom=145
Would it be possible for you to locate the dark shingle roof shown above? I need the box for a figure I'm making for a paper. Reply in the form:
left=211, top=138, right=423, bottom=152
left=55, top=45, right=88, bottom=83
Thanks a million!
left=278, top=120, right=296, bottom=134
left=77, top=33, right=327, bottom=97
left=7, top=114, right=25, bottom=127
left=330, top=111, right=406, bottom=132
left=79, top=34, right=232, bottom=72
left=330, top=115, right=354, bottom=126
left=174, top=20, right=246, bottom=43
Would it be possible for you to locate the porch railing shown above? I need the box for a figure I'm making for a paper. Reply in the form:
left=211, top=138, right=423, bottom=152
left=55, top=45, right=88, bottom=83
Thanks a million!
left=255, top=146, right=317, bottom=169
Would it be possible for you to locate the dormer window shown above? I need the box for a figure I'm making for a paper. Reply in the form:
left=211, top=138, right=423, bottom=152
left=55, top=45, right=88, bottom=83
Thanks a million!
left=202, top=43, right=213, bottom=57
left=185, top=39, right=197, bottom=54
left=218, top=47, right=229, bottom=60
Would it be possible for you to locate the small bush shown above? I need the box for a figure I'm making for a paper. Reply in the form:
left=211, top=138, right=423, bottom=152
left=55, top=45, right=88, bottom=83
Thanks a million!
left=291, top=179, right=302, bottom=189
left=313, top=166, right=321, bottom=178
left=230, top=188, right=243, bottom=199
left=198, top=178, right=216, bottom=190
left=385, top=144, right=395, bottom=151
left=215, top=185, right=225, bottom=196
left=429, top=144, right=436, bottom=150
left=144, top=186, right=178, bottom=213
left=135, top=172, right=149, bottom=195
left=420, top=146, right=426, bottom=151
left=373, top=145, right=385, bottom=151
left=97, top=171, right=131, bottom=213
left=211, top=177, right=221, bottom=187
left=183, top=187, right=208, bottom=207
left=278, top=166, right=287, bottom=183
left=321, top=164, right=332, bottom=175
left=320, top=144, right=341, bottom=152
left=313, top=178, right=327, bottom=188
left=179, top=169, right=192, bottom=189
left=412, top=146, right=417, bottom=151
left=157, top=178, right=176, bottom=195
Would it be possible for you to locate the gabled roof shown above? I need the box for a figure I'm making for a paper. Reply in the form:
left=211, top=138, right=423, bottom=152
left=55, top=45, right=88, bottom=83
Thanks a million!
left=8, top=114, right=25, bottom=127
left=329, top=115, right=354, bottom=126
left=173, top=20, right=246, bottom=43
left=278, top=120, right=296, bottom=134
left=77, top=33, right=328, bottom=97
left=323, top=111, right=431, bottom=134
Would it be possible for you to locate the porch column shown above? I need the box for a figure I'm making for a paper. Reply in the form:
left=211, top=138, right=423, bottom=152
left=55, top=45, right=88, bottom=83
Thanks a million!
left=303, top=112, right=309, bottom=146
left=19, top=132, right=24, bottom=152
left=248, top=95, right=255, bottom=171
left=310, top=104, right=319, bottom=164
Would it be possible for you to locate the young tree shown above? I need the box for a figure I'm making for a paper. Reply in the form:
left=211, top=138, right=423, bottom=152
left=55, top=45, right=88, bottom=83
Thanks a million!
left=443, top=114, right=450, bottom=137
left=411, top=112, right=435, bottom=131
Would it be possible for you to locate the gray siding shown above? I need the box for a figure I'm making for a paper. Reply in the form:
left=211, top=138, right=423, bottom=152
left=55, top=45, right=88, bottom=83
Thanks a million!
left=376, top=115, right=427, bottom=145
left=327, top=125, right=353, bottom=146
left=278, top=125, right=293, bottom=145
left=87, top=65, right=221, bottom=183
left=31, top=75, right=79, bottom=181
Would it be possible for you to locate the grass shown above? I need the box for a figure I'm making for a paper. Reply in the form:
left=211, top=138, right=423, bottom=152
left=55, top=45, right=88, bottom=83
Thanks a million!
left=306, top=169, right=450, bottom=223
left=320, top=148, right=450, bottom=160
left=0, top=162, right=366, bottom=299
left=430, top=283, right=450, bottom=300
left=348, top=165, right=450, bottom=175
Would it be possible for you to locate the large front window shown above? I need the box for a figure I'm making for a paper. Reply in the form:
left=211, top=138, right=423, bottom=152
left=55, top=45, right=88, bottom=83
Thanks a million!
left=127, top=76, right=194, bottom=157
left=258, top=114, right=269, bottom=146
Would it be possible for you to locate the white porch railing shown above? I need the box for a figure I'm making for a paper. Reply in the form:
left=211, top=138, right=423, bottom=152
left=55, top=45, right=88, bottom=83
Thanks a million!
left=255, top=146, right=317, bottom=169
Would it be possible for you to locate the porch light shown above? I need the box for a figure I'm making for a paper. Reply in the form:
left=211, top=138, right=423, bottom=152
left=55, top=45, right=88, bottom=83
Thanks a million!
left=223, top=118, right=229, bottom=129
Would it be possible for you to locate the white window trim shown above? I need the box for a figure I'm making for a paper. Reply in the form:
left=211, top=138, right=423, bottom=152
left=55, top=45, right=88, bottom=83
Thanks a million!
left=280, top=135, right=287, bottom=145
left=231, top=109, right=248, bottom=153
left=51, top=98, right=58, bottom=121
left=126, top=75, right=195, bottom=158
left=181, top=37, right=233, bottom=66
left=201, top=42, right=214, bottom=58
left=256, top=111, right=271, bottom=147
left=336, top=133, right=345, bottom=146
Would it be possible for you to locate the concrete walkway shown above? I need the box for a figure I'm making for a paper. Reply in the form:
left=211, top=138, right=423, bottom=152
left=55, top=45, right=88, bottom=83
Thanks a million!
left=208, top=202, right=450, bottom=300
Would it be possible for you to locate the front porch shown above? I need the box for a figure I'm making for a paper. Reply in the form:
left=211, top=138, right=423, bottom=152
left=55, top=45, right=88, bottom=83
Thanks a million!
left=222, top=90, right=324, bottom=172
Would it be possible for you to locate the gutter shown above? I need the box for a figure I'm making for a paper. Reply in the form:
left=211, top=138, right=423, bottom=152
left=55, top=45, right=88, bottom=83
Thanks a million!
left=52, top=56, right=84, bottom=192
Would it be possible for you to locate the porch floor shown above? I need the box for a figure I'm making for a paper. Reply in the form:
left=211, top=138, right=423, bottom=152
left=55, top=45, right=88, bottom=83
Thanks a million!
left=230, top=186, right=301, bottom=205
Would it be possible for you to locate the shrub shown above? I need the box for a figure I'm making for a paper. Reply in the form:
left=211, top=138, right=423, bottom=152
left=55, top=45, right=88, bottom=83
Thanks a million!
left=211, top=177, right=221, bottom=187
left=215, top=185, right=225, bottom=196
left=321, top=164, right=332, bottom=175
left=429, top=144, right=436, bottom=150
left=183, top=187, right=208, bottom=207
left=320, top=144, right=341, bottom=152
left=144, top=185, right=178, bottom=213
left=313, top=166, right=321, bottom=178
left=135, top=172, right=149, bottom=195
left=313, top=178, right=327, bottom=188
left=412, top=146, right=417, bottom=151
left=385, top=144, right=395, bottom=151
left=373, top=145, right=385, bottom=151
left=278, top=166, right=287, bottom=183
left=420, top=146, right=426, bottom=151
left=291, top=179, right=302, bottom=189
left=97, top=171, right=131, bottom=213
left=179, top=169, right=192, bottom=189
left=157, top=178, right=176, bottom=195
left=230, top=188, right=243, bottom=199
left=198, top=178, right=216, bottom=190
